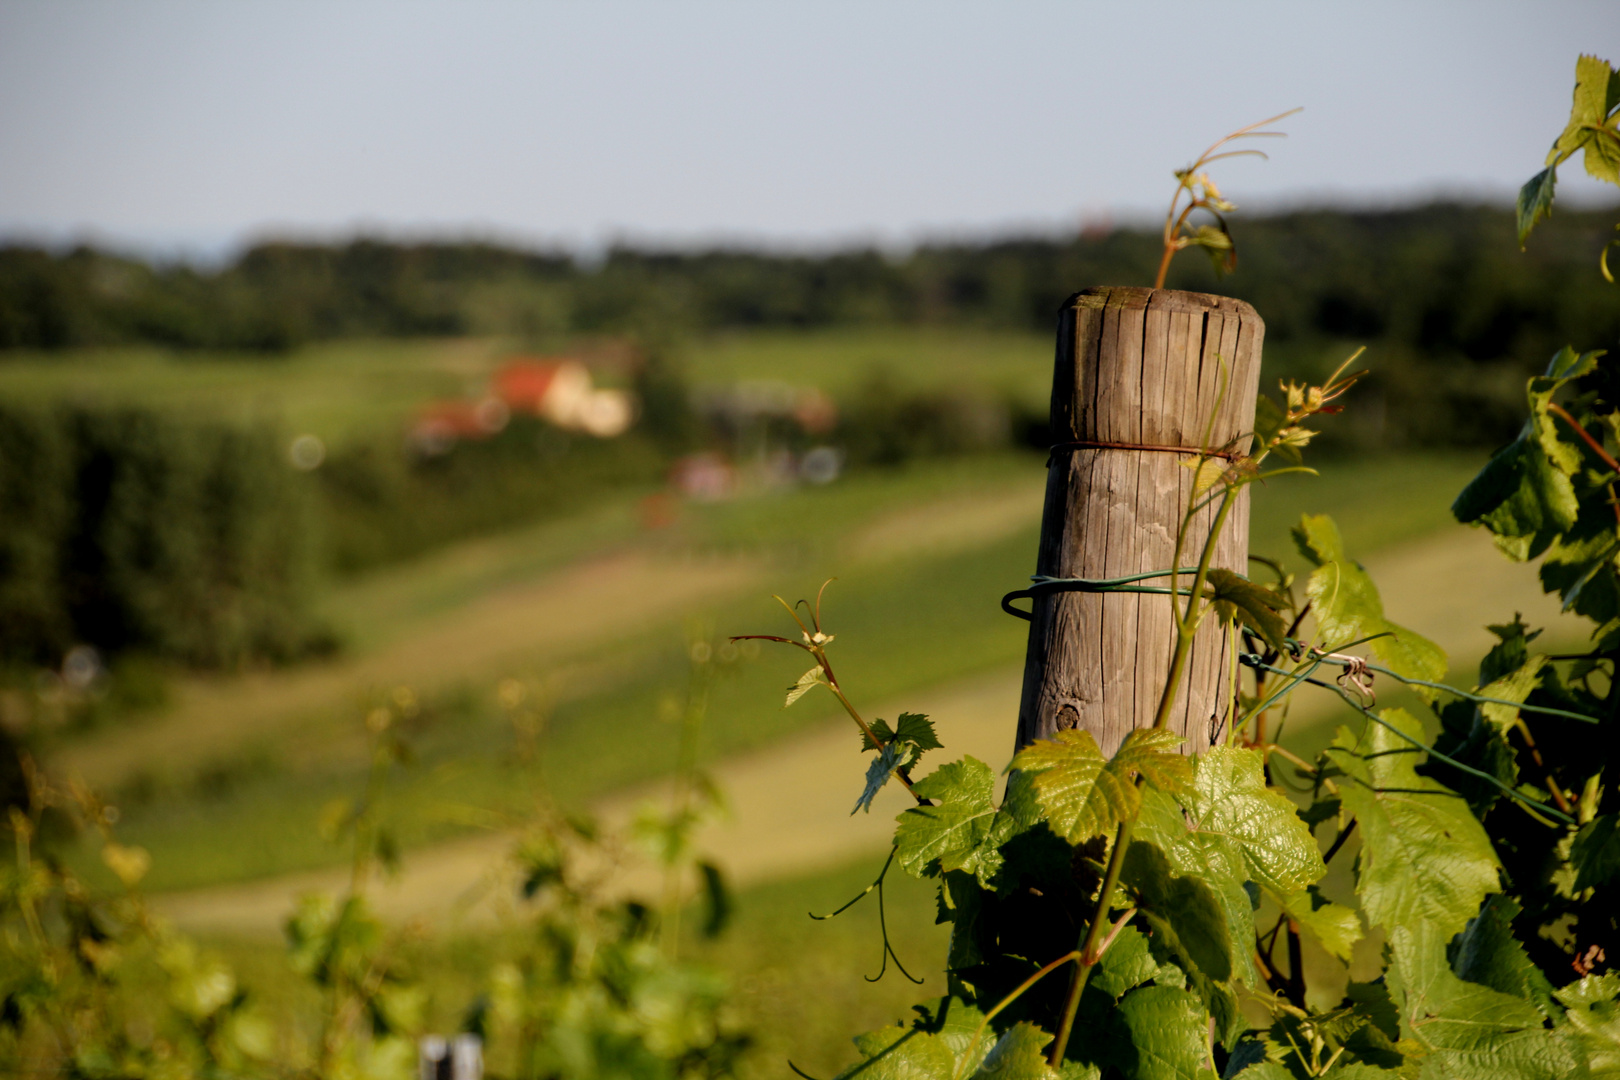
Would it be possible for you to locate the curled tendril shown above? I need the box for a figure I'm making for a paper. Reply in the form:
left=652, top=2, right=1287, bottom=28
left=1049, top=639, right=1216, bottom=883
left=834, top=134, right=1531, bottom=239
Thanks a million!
left=807, top=846, right=922, bottom=985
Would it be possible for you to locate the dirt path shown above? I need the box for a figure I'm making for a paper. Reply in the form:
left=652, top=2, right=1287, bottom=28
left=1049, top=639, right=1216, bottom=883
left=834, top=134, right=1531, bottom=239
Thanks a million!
left=157, top=525, right=1575, bottom=938
left=62, top=550, right=767, bottom=789
left=63, top=476, right=1051, bottom=793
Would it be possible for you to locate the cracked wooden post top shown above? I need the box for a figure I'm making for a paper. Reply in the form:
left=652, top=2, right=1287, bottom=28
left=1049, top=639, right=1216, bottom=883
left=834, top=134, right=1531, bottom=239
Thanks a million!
left=1014, top=286, right=1265, bottom=756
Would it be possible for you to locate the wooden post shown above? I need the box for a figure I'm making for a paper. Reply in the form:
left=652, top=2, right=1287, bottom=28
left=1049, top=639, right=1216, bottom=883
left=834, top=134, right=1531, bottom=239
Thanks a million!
left=1014, top=287, right=1264, bottom=756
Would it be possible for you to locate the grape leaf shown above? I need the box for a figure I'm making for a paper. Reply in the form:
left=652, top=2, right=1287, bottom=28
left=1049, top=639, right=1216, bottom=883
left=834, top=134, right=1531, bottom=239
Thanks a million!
left=1553, top=973, right=1620, bottom=1079
left=1448, top=895, right=1555, bottom=1017
left=1090, top=925, right=1161, bottom=1000
left=1108, top=985, right=1218, bottom=1080
left=1517, top=167, right=1558, bottom=247
left=786, top=665, right=826, bottom=707
left=1476, top=655, right=1549, bottom=731
left=895, top=756, right=1016, bottom=886
left=1294, top=515, right=1447, bottom=695
left=896, top=713, right=943, bottom=750
left=971, top=1023, right=1059, bottom=1080
left=838, top=1024, right=955, bottom=1080
left=1011, top=728, right=1191, bottom=846
left=1552, top=55, right=1619, bottom=164
left=1171, top=747, right=1323, bottom=899
left=1205, top=569, right=1289, bottom=652
left=1134, top=748, right=1323, bottom=987
left=1571, top=813, right=1620, bottom=891
left=853, top=740, right=917, bottom=815
left=1328, top=709, right=1500, bottom=942
left=1233, top=1054, right=1405, bottom=1078
left=1385, top=921, right=1573, bottom=1080
left=1451, top=348, right=1604, bottom=561
left=914, top=995, right=991, bottom=1073
left=1585, top=125, right=1620, bottom=186
left=862, top=712, right=943, bottom=753
left=1281, top=886, right=1363, bottom=963
left=1121, top=841, right=1234, bottom=984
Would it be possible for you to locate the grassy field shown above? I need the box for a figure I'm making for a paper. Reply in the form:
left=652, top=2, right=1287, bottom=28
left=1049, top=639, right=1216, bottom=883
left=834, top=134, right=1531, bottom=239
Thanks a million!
left=0, top=327, right=1055, bottom=446
left=47, top=446, right=1496, bottom=895
left=689, top=326, right=1051, bottom=405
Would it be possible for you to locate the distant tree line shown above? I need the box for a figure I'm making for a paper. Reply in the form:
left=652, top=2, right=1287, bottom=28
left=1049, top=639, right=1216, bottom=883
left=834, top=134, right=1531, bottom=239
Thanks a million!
left=1, top=202, right=1613, bottom=359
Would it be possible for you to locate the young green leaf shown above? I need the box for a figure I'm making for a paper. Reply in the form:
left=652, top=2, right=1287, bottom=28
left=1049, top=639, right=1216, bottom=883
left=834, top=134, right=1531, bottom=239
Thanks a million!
left=1476, top=654, right=1548, bottom=731
left=1254, top=394, right=1303, bottom=466
left=853, top=740, right=916, bottom=814
left=895, top=712, right=943, bottom=751
left=862, top=717, right=896, bottom=750
left=1010, top=728, right=1191, bottom=846
left=1205, top=569, right=1289, bottom=651
left=1517, top=167, right=1558, bottom=247
left=1328, top=710, right=1500, bottom=941
left=1171, top=747, right=1323, bottom=899
left=1551, top=55, right=1619, bottom=165
left=913, top=994, right=990, bottom=1067
left=895, top=756, right=1016, bottom=886
left=786, top=665, right=827, bottom=707
left=1184, top=456, right=1227, bottom=496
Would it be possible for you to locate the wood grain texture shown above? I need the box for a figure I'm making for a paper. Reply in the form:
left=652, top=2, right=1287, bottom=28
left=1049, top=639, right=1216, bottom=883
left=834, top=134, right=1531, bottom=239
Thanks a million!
left=1014, top=286, right=1264, bottom=756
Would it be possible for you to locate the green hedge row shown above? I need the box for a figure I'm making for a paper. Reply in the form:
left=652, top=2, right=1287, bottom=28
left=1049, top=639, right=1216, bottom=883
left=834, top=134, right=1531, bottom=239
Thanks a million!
left=0, top=404, right=326, bottom=668
left=0, top=404, right=678, bottom=668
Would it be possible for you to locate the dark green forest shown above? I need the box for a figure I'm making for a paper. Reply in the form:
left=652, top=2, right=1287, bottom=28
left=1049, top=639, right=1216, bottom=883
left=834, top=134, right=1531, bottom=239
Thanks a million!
left=3, top=202, right=1614, bottom=363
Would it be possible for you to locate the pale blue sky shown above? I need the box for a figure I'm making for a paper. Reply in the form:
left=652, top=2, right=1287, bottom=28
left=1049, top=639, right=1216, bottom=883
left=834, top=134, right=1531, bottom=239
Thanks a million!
left=0, top=1, right=1615, bottom=259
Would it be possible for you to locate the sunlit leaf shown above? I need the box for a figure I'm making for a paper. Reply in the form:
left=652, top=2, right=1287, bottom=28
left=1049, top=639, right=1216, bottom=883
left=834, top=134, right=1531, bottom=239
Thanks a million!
left=1296, top=515, right=1448, bottom=696
left=1385, top=920, right=1573, bottom=1079
left=1553, top=973, right=1620, bottom=1078
left=1011, top=728, right=1190, bottom=846
left=1183, top=456, right=1226, bottom=495
left=970, top=1023, right=1059, bottom=1080
left=1282, top=886, right=1363, bottom=963
left=895, top=756, right=1015, bottom=886
left=1551, top=55, right=1619, bottom=165
left=1328, top=709, right=1500, bottom=941
left=1135, top=747, right=1323, bottom=987
left=837, top=1024, right=955, bottom=1080
left=1449, top=895, right=1555, bottom=1017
